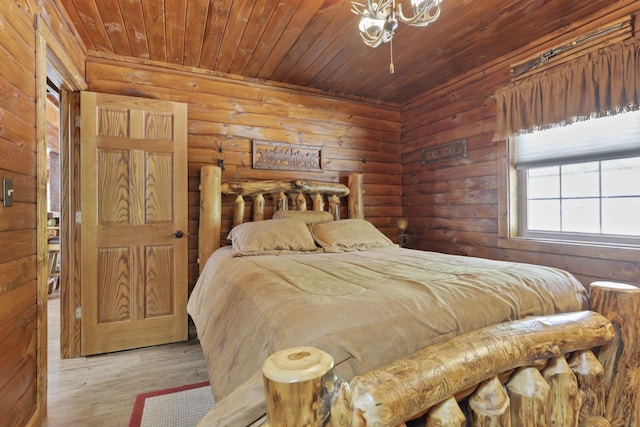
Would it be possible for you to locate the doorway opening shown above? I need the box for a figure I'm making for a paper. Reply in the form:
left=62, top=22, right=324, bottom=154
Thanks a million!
left=45, top=79, right=62, bottom=359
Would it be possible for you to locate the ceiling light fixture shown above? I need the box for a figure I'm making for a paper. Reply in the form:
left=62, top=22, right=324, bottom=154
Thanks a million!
left=351, top=0, right=443, bottom=73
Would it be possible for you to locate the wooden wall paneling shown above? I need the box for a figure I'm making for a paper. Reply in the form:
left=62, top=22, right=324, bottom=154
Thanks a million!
left=401, top=2, right=640, bottom=288
left=114, top=0, right=149, bottom=59
left=84, top=55, right=402, bottom=289
left=304, top=41, right=357, bottom=91
left=83, top=66, right=400, bottom=144
left=0, top=113, right=37, bottom=159
left=54, top=0, right=110, bottom=52
left=270, top=0, right=343, bottom=81
left=286, top=4, right=357, bottom=87
left=83, top=59, right=401, bottom=139
left=0, top=3, right=38, bottom=426
left=0, top=0, right=34, bottom=50
left=140, top=0, right=167, bottom=61
left=255, top=2, right=325, bottom=81
left=242, top=0, right=304, bottom=77
left=54, top=0, right=640, bottom=105
left=296, top=32, right=357, bottom=89
left=55, top=0, right=95, bottom=52
left=93, top=0, right=131, bottom=56
left=0, top=3, right=36, bottom=77
left=0, top=306, right=37, bottom=426
left=164, top=0, right=187, bottom=64
left=0, top=230, right=37, bottom=266
left=83, top=51, right=398, bottom=117
left=182, top=0, right=209, bottom=66
left=0, top=202, right=37, bottom=232
left=0, top=4, right=89, bottom=426
left=217, top=0, right=269, bottom=73
left=197, top=0, right=233, bottom=70
left=91, top=92, right=398, bottom=151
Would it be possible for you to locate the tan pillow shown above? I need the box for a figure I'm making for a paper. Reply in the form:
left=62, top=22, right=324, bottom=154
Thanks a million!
left=272, top=209, right=334, bottom=224
left=310, top=219, right=396, bottom=252
left=227, top=219, right=319, bottom=256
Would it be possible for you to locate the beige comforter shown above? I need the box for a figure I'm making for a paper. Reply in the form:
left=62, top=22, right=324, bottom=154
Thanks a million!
left=187, top=246, right=588, bottom=426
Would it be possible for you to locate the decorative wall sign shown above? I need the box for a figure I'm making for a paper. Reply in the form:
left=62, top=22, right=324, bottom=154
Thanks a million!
left=421, top=139, right=467, bottom=165
left=252, top=140, right=322, bottom=172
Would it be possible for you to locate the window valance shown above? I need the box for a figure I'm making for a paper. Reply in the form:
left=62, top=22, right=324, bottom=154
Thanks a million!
left=493, top=39, right=640, bottom=141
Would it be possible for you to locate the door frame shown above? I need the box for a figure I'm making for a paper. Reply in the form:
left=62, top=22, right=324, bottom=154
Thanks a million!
left=33, top=14, right=87, bottom=424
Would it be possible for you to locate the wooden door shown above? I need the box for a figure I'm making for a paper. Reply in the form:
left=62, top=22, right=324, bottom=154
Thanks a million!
left=80, top=91, right=188, bottom=355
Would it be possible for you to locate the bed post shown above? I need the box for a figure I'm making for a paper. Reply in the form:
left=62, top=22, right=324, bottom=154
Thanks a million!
left=198, top=166, right=221, bottom=273
left=589, top=281, right=640, bottom=427
left=348, top=173, right=364, bottom=219
left=262, top=347, right=352, bottom=427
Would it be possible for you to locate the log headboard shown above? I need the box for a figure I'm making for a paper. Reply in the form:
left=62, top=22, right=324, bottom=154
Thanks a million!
left=197, top=165, right=365, bottom=273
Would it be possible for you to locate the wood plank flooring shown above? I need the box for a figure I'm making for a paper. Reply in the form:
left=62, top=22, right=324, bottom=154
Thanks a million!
left=43, top=294, right=210, bottom=426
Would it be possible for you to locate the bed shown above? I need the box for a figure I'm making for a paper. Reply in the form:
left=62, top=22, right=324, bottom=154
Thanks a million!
left=189, top=165, right=639, bottom=427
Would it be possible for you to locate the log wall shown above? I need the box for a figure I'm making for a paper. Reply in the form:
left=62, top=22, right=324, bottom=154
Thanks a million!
left=401, top=1, right=640, bottom=288
left=0, top=1, right=85, bottom=426
left=3, top=1, right=637, bottom=426
left=84, top=56, right=402, bottom=289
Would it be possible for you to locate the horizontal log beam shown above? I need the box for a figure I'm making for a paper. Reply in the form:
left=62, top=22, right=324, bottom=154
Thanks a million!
left=221, top=179, right=349, bottom=197
left=263, top=311, right=613, bottom=427
left=590, top=281, right=640, bottom=427
left=348, top=310, right=613, bottom=426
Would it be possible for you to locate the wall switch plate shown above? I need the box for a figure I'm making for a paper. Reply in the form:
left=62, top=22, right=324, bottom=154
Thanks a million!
left=2, top=178, right=14, bottom=207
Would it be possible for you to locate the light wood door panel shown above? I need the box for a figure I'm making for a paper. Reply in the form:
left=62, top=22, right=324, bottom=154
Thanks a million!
left=80, top=91, right=188, bottom=356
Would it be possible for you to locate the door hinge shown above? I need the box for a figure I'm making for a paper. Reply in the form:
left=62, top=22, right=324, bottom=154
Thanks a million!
left=75, top=115, right=81, bottom=127
left=75, top=307, right=81, bottom=319
left=75, top=211, right=81, bottom=223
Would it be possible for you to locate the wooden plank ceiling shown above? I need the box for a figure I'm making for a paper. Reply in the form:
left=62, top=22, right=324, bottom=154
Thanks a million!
left=59, top=0, right=623, bottom=104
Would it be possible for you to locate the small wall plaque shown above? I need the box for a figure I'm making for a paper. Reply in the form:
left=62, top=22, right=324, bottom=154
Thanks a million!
left=422, top=139, right=467, bottom=165
left=252, top=140, right=322, bottom=172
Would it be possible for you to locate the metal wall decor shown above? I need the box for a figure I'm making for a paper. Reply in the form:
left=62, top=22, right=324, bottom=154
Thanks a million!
left=421, top=138, right=467, bottom=165
left=252, top=140, right=323, bottom=172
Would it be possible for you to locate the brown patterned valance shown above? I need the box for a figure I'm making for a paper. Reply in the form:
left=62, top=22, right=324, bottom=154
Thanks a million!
left=493, top=39, right=640, bottom=141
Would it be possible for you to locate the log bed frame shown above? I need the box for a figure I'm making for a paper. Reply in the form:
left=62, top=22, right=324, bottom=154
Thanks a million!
left=197, top=165, right=639, bottom=427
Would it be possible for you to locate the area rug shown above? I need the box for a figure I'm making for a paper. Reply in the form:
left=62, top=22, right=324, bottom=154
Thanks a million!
left=129, top=381, right=215, bottom=427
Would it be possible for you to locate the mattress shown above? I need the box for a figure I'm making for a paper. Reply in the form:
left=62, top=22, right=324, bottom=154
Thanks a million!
left=187, top=246, right=588, bottom=425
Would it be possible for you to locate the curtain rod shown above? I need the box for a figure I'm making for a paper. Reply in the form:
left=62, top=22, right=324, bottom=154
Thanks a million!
left=512, top=21, right=627, bottom=78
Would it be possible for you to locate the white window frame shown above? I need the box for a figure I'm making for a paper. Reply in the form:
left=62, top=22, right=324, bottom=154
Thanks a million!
left=497, top=113, right=640, bottom=262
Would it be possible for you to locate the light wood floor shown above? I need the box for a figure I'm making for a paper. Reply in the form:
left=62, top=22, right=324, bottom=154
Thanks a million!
left=44, top=293, right=210, bottom=427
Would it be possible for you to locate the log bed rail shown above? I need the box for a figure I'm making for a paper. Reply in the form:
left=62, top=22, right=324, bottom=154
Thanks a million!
left=196, top=166, right=639, bottom=427
left=261, top=282, right=639, bottom=427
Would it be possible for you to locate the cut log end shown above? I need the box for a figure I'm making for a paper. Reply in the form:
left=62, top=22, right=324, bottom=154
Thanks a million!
left=590, top=281, right=640, bottom=427
left=262, top=346, right=334, bottom=384
left=262, top=347, right=339, bottom=427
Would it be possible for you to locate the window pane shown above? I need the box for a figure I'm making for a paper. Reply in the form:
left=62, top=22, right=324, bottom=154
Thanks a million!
left=561, top=162, right=599, bottom=198
left=528, top=166, right=559, bottom=199
left=602, top=157, right=640, bottom=197
left=528, top=199, right=560, bottom=231
left=602, top=198, right=640, bottom=236
left=562, top=198, right=600, bottom=233
left=517, top=110, right=640, bottom=244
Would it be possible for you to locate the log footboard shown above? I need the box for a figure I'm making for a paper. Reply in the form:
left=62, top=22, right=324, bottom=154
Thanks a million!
left=263, top=311, right=613, bottom=427
left=261, top=282, right=639, bottom=427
